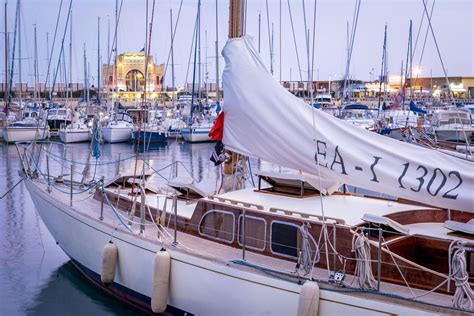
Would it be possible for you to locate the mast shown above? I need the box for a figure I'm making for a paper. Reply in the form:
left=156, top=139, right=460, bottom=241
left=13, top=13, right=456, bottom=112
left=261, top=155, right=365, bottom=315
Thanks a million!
left=4, top=1, right=8, bottom=113
left=143, top=0, right=148, bottom=107
left=402, top=20, right=412, bottom=110
left=18, top=0, right=21, bottom=102
left=205, top=29, right=209, bottom=106
left=409, top=20, right=413, bottom=101
left=400, top=59, right=403, bottom=97
left=170, top=8, right=175, bottom=108
left=215, top=0, right=220, bottom=105
left=87, top=61, right=90, bottom=103
left=107, top=15, right=110, bottom=101
left=83, top=43, right=87, bottom=102
left=197, top=0, right=201, bottom=103
left=97, top=16, right=100, bottom=104
left=33, top=24, right=38, bottom=101
left=189, top=0, right=201, bottom=124
left=228, top=0, right=246, bottom=39
left=377, top=24, right=387, bottom=112
left=114, top=0, right=118, bottom=104
left=45, top=32, right=49, bottom=97
left=68, top=10, right=72, bottom=103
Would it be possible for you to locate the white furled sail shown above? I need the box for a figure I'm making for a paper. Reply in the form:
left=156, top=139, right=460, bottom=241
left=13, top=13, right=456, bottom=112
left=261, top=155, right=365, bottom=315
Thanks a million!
left=222, top=36, right=474, bottom=212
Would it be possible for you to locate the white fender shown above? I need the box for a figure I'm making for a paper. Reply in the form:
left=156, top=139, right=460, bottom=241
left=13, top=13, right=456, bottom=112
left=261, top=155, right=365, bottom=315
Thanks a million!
left=101, top=241, right=118, bottom=284
left=297, top=281, right=320, bottom=316
left=151, top=250, right=171, bottom=313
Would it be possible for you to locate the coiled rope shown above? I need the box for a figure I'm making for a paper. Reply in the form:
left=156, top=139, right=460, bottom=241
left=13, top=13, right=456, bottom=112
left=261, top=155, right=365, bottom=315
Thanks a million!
left=351, top=232, right=377, bottom=290
left=449, top=241, right=474, bottom=310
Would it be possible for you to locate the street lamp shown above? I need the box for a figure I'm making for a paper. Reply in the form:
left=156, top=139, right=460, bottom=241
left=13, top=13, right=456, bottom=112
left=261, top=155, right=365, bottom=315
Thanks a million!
left=413, top=66, right=422, bottom=77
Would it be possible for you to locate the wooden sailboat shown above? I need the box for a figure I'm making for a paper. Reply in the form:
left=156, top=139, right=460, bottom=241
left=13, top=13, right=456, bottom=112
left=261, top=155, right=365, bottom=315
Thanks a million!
left=20, top=0, right=474, bottom=314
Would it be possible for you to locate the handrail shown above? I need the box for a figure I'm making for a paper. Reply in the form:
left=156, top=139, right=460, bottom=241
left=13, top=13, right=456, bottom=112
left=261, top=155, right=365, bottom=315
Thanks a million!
left=208, top=195, right=264, bottom=210
left=269, top=207, right=345, bottom=224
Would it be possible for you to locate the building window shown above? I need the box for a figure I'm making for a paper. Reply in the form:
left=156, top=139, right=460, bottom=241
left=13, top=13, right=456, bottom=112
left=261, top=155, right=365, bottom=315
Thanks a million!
left=238, top=215, right=266, bottom=251
left=109, top=76, right=113, bottom=83
left=270, top=221, right=319, bottom=260
left=156, top=76, right=160, bottom=85
left=198, top=210, right=235, bottom=243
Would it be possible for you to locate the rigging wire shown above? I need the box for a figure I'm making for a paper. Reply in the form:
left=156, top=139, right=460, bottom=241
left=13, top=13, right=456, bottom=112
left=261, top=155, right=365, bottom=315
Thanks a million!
left=342, top=0, right=362, bottom=100
left=51, top=0, right=73, bottom=96
left=286, top=0, right=303, bottom=83
left=43, top=0, right=64, bottom=98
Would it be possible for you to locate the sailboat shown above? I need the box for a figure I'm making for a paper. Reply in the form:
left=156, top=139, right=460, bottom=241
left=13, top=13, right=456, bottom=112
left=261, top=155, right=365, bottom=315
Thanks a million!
left=181, top=0, right=212, bottom=144
left=3, top=108, right=49, bottom=143
left=101, top=112, right=135, bottom=143
left=20, top=0, right=474, bottom=315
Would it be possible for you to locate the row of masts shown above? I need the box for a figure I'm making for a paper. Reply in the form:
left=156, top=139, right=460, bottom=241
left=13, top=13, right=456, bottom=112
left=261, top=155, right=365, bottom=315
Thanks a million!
left=2, top=0, right=459, bottom=113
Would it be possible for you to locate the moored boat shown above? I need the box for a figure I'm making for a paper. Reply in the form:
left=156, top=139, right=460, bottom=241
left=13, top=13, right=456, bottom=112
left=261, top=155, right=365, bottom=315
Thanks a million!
left=58, top=122, right=91, bottom=143
left=102, top=113, right=135, bottom=143
left=431, top=109, right=474, bottom=142
left=181, top=124, right=211, bottom=143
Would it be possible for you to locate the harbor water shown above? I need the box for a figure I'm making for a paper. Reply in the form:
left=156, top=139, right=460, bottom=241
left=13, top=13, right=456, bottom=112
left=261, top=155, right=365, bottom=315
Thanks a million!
left=0, top=141, right=229, bottom=315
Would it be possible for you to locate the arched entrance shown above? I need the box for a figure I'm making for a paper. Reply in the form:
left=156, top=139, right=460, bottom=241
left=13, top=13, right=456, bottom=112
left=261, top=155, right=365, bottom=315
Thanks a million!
left=125, top=69, right=145, bottom=92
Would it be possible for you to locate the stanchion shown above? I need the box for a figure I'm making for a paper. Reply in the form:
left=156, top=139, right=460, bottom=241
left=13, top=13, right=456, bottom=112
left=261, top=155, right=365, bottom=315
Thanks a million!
left=173, top=194, right=178, bottom=245
left=242, top=208, right=246, bottom=261
left=377, top=228, right=382, bottom=291
left=70, top=164, right=73, bottom=206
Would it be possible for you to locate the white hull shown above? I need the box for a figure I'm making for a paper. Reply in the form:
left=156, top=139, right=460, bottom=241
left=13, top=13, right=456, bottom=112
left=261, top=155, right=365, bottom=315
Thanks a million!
left=26, top=180, right=434, bottom=315
left=102, top=127, right=133, bottom=143
left=2, top=127, right=49, bottom=143
left=58, top=130, right=91, bottom=143
left=181, top=127, right=211, bottom=143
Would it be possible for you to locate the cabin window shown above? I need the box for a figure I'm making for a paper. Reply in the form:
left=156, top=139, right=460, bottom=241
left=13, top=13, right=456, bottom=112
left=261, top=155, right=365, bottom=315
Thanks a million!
left=198, top=210, right=235, bottom=243
left=270, top=221, right=319, bottom=261
left=271, top=222, right=299, bottom=257
left=238, top=215, right=266, bottom=251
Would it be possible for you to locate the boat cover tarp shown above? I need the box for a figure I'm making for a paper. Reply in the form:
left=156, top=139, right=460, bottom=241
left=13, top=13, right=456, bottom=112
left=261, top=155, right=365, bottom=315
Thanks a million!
left=409, top=100, right=427, bottom=114
left=222, top=36, right=474, bottom=212
left=254, top=170, right=341, bottom=195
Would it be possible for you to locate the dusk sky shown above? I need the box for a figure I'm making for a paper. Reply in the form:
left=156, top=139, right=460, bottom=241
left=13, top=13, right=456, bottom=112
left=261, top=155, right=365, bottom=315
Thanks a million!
left=2, top=0, right=473, bottom=87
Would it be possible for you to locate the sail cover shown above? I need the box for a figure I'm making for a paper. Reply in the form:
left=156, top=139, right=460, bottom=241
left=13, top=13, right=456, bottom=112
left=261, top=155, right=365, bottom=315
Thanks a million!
left=222, top=36, right=474, bottom=212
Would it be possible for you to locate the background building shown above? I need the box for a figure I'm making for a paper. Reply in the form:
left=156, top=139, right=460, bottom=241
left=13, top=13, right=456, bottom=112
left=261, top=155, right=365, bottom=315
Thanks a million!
left=102, top=52, right=164, bottom=102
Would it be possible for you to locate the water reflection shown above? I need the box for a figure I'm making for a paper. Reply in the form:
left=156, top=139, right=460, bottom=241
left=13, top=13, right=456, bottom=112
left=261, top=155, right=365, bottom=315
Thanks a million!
left=25, top=262, right=142, bottom=316
left=0, top=141, right=217, bottom=315
left=0, top=140, right=280, bottom=315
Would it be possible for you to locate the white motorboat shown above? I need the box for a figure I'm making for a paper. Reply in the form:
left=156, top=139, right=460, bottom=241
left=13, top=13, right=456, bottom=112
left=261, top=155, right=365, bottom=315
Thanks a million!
left=3, top=119, right=49, bottom=143
left=431, top=109, right=474, bottom=142
left=339, top=104, right=376, bottom=130
left=313, top=94, right=335, bottom=108
left=102, top=113, right=135, bottom=143
left=3, top=109, right=49, bottom=143
left=58, top=122, right=91, bottom=143
left=47, top=107, right=71, bottom=137
left=181, top=123, right=212, bottom=142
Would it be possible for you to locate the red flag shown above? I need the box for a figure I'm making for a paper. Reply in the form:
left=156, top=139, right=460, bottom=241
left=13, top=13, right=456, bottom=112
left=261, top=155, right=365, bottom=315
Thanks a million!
left=209, top=112, right=224, bottom=141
